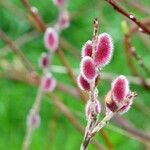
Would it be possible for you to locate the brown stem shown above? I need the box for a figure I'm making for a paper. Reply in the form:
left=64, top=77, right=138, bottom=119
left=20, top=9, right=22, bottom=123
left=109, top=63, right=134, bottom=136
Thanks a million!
left=22, top=0, right=46, bottom=32
left=105, top=0, right=150, bottom=34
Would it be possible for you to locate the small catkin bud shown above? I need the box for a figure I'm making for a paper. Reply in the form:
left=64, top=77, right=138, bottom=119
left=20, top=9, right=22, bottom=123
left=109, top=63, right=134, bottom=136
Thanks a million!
left=85, top=100, right=101, bottom=120
left=80, top=56, right=97, bottom=81
left=77, top=74, right=90, bottom=91
left=94, top=33, right=113, bottom=68
left=27, top=110, right=40, bottom=129
left=58, top=11, right=70, bottom=29
left=52, top=0, right=65, bottom=7
left=111, top=75, right=129, bottom=102
left=105, top=76, right=136, bottom=115
left=81, top=40, right=93, bottom=58
left=44, top=27, right=59, bottom=52
left=39, top=52, right=49, bottom=68
left=41, top=73, right=56, bottom=92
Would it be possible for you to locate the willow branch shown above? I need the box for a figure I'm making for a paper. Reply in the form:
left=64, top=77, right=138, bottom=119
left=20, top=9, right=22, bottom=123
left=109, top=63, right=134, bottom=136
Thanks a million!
left=105, top=0, right=150, bottom=34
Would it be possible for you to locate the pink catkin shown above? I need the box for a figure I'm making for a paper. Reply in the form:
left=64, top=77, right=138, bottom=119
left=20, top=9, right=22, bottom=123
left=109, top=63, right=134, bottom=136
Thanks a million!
left=41, top=74, right=56, bottom=92
left=44, top=27, right=59, bottom=52
left=58, top=11, right=69, bottom=29
left=81, top=40, right=93, bottom=58
left=94, top=33, right=113, bottom=68
left=80, top=56, right=97, bottom=81
left=39, top=53, right=49, bottom=68
left=77, top=74, right=90, bottom=91
left=111, top=75, right=129, bottom=102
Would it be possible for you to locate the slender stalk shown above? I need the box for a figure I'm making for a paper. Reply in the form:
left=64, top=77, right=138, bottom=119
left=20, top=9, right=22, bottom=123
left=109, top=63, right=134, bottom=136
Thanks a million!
left=81, top=112, right=114, bottom=150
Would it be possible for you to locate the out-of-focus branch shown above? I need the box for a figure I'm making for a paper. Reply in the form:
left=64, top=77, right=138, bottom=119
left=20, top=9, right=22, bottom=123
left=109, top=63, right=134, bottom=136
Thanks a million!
left=0, top=30, right=34, bottom=73
left=105, top=0, right=150, bottom=35
left=122, top=21, right=150, bottom=90
left=113, top=115, right=150, bottom=144
left=122, top=0, right=150, bottom=16
left=22, top=0, right=46, bottom=32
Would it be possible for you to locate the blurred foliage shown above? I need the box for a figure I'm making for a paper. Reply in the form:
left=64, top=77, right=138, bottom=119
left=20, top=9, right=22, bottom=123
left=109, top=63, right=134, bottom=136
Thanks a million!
left=0, top=0, right=150, bottom=150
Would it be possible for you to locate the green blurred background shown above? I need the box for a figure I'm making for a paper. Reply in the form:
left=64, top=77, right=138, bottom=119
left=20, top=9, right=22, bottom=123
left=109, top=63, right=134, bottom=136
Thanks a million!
left=0, top=0, right=150, bottom=149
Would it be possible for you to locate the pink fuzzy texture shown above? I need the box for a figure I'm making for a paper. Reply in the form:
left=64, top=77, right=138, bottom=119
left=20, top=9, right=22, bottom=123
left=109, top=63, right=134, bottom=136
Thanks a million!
left=77, top=74, right=90, bottom=91
left=41, top=74, right=56, bottom=92
left=39, top=53, right=49, bottom=68
left=44, top=27, right=59, bottom=52
left=80, top=56, right=96, bottom=81
left=81, top=40, right=93, bottom=58
left=52, top=0, right=65, bottom=7
left=94, top=33, right=113, bottom=68
left=58, top=11, right=69, bottom=29
left=111, top=75, right=129, bottom=102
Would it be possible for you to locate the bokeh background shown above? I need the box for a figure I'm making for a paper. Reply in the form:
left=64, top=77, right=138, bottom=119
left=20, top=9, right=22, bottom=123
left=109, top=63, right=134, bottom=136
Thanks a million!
left=0, top=0, right=150, bottom=150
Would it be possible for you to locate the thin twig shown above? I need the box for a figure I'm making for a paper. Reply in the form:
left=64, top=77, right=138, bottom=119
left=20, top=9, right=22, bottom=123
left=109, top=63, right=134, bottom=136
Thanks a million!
left=105, top=0, right=150, bottom=35
left=22, top=0, right=46, bottom=32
